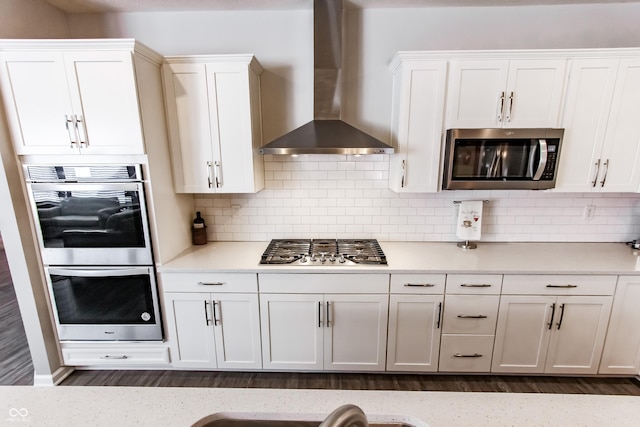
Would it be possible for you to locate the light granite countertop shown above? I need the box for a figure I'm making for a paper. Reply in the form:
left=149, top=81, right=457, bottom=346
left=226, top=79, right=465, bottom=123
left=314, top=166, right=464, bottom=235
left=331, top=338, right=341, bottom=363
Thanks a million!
left=159, top=241, right=640, bottom=274
left=1, top=386, right=639, bottom=427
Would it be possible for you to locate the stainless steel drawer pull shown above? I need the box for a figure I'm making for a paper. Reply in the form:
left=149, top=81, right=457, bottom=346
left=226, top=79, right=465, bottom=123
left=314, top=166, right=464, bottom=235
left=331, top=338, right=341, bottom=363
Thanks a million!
left=457, top=314, right=488, bottom=319
left=460, top=284, right=492, bottom=288
left=198, top=282, right=225, bottom=286
left=404, top=283, right=436, bottom=287
left=100, top=355, right=129, bottom=360
left=453, top=353, right=483, bottom=358
left=546, top=284, right=577, bottom=288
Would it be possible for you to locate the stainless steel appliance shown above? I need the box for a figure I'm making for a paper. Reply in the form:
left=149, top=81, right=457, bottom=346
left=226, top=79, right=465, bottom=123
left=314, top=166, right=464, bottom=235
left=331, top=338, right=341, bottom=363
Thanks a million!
left=260, top=239, right=387, bottom=266
left=442, top=128, right=564, bottom=190
left=24, top=164, right=162, bottom=341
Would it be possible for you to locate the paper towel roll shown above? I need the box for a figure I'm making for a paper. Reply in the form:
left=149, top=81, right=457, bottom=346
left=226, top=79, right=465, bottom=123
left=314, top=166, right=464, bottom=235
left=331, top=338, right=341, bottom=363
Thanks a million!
left=456, top=200, right=483, bottom=241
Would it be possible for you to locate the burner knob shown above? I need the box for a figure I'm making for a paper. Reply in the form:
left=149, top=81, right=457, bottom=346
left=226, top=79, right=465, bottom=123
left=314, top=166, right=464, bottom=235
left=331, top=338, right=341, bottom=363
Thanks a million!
left=338, top=254, right=346, bottom=263
left=310, top=254, right=317, bottom=262
left=300, top=254, right=308, bottom=263
left=329, top=254, right=336, bottom=263
left=319, top=252, right=327, bottom=263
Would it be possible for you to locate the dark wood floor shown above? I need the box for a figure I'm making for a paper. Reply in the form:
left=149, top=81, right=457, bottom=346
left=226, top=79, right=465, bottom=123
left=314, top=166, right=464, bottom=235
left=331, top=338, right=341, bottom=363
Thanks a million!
left=1, top=242, right=639, bottom=394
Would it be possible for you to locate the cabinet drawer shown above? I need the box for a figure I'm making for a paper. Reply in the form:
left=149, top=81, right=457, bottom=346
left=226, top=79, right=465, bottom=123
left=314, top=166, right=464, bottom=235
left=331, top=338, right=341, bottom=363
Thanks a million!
left=390, top=274, right=445, bottom=294
left=502, top=275, right=617, bottom=295
left=446, top=274, right=502, bottom=294
left=438, top=335, right=494, bottom=372
left=258, top=274, right=389, bottom=293
left=61, top=345, right=170, bottom=366
left=442, top=295, right=499, bottom=334
left=161, top=273, right=258, bottom=293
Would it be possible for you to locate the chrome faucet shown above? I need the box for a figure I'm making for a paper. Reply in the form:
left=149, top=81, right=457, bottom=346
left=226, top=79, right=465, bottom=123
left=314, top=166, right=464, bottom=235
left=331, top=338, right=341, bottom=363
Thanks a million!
left=319, top=404, right=369, bottom=427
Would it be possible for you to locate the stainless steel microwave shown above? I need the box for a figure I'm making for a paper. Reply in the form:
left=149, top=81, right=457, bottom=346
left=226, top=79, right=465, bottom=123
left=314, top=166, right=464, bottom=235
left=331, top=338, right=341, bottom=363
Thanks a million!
left=442, top=128, right=564, bottom=190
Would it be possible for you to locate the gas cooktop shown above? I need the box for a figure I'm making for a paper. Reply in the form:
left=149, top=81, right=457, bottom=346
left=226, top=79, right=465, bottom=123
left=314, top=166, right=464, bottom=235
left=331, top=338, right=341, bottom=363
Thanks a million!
left=260, top=239, right=387, bottom=266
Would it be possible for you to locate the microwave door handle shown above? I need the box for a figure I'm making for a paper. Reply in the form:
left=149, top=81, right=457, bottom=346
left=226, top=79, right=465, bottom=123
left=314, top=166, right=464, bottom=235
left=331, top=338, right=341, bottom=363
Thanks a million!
left=47, top=267, right=150, bottom=277
left=532, top=139, right=548, bottom=181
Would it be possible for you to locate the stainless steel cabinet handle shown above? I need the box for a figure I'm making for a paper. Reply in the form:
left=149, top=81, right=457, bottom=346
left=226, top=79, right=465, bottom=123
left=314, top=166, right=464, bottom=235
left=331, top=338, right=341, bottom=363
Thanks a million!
left=592, top=159, right=601, bottom=187
left=404, top=283, right=436, bottom=287
left=198, top=282, right=225, bottom=286
left=212, top=300, right=220, bottom=326
left=207, top=161, right=213, bottom=188
left=600, top=159, right=609, bottom=187
left=548, top=303, right=556, bottom=330
left=532, top=139, right=548, bottom=181
left=75, top=115, right=89, bottom=147
left=326, top=301, right=331, bottom=328
left=453, top=353, right=483, bottom=358
left=214, top=161, right=221, bottom=188
left=546, top=284, right=577, bottom=288
left=460, top=284, right=492, bottom=288
left=497, top=91, right=505, bottom=122
left=436, top=302, right=442, bottom=329
left=318, top=301, right=322, bottom=328
left=556, top=303, right=566, bottom=330
left=204, top=300, right=212, bottom=326
left=457, top=314, right=488, bottom=319
left=506, top=91, right=514, bottom=122
left=100, top=355, right=129, bottom=360
left=65, top=115, right=79, bottom=148
left=401, top=160, right=406, bottom=188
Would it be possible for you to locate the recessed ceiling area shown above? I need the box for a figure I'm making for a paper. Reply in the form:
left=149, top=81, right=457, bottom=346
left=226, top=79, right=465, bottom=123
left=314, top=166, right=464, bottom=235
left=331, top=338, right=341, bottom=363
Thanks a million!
left=43, top=0, right=640, bottom=13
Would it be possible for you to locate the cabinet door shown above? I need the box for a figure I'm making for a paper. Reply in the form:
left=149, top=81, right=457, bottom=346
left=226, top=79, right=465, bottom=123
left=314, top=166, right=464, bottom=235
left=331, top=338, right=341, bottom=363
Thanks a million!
left=389, top=60, right=447, bottom=192
left=163, top=63, right=214, bottom=192
left=555, top=59, right=619, bottom=192
left=599, top=58, right=640, bottom=192
left=64, top=51, right=144, bottom=155
left=0, top=51, right=77, bottom=154
left=491, top=295, right=555, bottom=373
left=212, top=293, right=262, bottom=370
left=545, top=296, right=612, bottom=374
left=600, top=277, right=640, bottom=374
left=447, top=60, right=509, bottom=128
left=259, top=293, right=323, bottom=371
left=205, top=63, right=258, bottom=193
left=503, top=59, right=566, bottom=128
left=386, top=294, right=442, bottom=372
left=324, top=294, right=388, bottom=371
left=164, top=292, right=217, bottom=369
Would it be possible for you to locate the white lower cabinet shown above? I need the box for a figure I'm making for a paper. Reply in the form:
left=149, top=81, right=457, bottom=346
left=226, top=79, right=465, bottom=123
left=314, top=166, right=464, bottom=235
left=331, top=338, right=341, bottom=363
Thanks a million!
left=61, top=342, right=169, bottom=367
left=162, top=273, right=262, bottom=370
left=258, top=274, right=389, bottom=372
left=599, top=276, right=640, bottom=374
left=492, top=275, right=615, bottom=374
left=386, top=274, right=445, bottom=372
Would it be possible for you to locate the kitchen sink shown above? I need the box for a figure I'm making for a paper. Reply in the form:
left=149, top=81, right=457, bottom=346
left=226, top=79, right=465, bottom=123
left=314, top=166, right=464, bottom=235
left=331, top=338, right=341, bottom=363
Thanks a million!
left=192, top=405, right=426, bottom=427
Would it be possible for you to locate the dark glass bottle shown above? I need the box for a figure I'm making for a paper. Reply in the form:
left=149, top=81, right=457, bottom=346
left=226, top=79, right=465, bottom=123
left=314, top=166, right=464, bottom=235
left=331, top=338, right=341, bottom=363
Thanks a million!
left=191, top=211, right=207, bottom=245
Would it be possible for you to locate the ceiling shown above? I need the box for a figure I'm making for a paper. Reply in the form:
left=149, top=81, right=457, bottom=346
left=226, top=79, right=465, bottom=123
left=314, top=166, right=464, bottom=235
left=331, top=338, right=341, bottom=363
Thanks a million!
left=43, top=0, right=640, bottom=13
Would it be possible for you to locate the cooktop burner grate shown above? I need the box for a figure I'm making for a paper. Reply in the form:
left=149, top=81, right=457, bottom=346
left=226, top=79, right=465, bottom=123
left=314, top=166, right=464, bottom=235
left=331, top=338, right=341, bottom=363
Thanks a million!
left=260, top=239, right=387, bottom=265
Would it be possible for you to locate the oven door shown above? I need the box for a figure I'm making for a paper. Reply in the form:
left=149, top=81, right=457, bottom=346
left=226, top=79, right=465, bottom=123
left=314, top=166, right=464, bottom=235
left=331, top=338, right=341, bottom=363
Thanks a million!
left=27, top=182, right=153, bottom=265
left=46, top=267, right=162, bottom=341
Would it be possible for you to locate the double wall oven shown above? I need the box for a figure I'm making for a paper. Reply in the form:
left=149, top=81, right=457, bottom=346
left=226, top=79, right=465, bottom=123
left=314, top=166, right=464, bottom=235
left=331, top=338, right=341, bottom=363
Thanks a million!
left=24, top=164, right=162, bottom=341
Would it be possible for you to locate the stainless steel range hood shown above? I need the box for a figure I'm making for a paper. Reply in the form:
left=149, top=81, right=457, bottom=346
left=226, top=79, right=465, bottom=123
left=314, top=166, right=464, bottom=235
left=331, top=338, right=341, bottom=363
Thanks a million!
left=259, top=0, right=394, bottom=155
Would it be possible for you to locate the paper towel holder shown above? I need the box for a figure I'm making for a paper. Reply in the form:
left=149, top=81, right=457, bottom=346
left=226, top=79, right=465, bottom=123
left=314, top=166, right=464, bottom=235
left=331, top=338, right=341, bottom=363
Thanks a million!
left=454, top=200, right=489, bottom=250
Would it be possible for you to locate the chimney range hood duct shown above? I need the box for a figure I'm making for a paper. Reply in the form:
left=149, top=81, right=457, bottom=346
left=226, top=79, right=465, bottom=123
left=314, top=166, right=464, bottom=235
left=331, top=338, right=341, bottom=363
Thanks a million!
left=259, top=0, right=394, bottom=155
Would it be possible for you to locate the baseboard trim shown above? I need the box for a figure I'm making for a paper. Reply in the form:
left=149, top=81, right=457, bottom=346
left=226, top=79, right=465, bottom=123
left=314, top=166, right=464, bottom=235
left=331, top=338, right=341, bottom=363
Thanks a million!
left=33, top=366, right=75, bottom=386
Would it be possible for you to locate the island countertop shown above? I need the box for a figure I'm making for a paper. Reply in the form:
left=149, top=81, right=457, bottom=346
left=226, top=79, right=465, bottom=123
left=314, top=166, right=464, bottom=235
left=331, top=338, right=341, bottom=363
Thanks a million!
left=158, top=241, right=640, bottom=274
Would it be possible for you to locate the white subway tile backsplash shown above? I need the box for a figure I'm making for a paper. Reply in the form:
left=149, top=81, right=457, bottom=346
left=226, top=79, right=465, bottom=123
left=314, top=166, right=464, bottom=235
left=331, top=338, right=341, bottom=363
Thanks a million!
left=195, top=155, right=640, bottom=242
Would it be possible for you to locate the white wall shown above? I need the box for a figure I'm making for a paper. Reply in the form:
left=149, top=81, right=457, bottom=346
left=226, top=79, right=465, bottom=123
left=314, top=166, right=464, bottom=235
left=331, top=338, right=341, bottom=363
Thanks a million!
left=195, top=155, right=640, bottom=243
left=57, top=3, right=640, bottom=243
left=0, top=0, right=70, bottom=38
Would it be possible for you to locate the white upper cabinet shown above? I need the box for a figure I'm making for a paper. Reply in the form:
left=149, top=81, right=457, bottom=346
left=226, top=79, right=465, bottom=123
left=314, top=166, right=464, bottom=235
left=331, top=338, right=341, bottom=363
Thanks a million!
left=447, top=59, right=567, bottom=129
left=556, top=58, right=640, bottom=192
left=162, top=56, right=264, bottom=193
left=0, top=47, right=145, bottom=155
left=389, top=58, right=447, bottom=193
